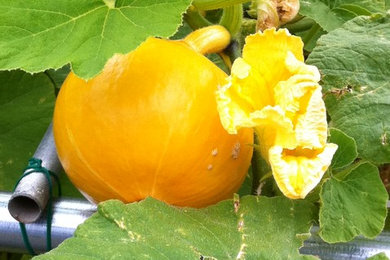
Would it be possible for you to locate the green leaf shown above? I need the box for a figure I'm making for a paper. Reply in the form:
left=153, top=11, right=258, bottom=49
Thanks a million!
left=0, top=70, right=81, bottom=197
left=169, top=21, right=193, bottom=40
left=35, top=196, right=317, bottom=259
left=237, top=168, right=253, bottom=196
left=307, top=14, right=390, bottom=164
left=328, top=128, right=358, bottom=169
left=368, top=252, right=390, bottom=260
left=45, top=65, right=70, bottom=90
left=0, top=70, right=55, bottom=191
left=296, top=23, right=326, bottom=52
left=207, top=53, right=229, bottom=74
left=319, top=163, right=389, bottom=243
left=0, top=0, right=191, bottom=80
left=300, top=0, right=386, bottom=32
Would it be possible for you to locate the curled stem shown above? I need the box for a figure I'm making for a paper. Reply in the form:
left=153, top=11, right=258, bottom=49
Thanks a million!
left=184, top=6, right=212, bottom=30
left=219, top=4, right=243, bottom=37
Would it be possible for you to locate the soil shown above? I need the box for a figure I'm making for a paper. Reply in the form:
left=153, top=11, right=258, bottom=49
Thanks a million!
left=380, top=164, right=390, bottom=193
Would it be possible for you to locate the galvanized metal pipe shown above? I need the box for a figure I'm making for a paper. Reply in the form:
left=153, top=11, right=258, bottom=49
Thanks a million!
left=8, top=123, right=62, bottom=223
left=0, top=192, right=96, bottom=254
left=301, top=226, right=390, bottom=259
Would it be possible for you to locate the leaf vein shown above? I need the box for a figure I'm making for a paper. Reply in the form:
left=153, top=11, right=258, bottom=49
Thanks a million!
left=1, top=5, right=106, bottom=46
left=181, top=211, right=232, bottom=258
left=0, top=5, right=73, bottom=18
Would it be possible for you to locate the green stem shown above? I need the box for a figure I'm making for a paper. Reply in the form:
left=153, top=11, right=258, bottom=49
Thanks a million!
left=184, top=6, right=212, bottom=30
left=193, top=0, right=249, bottom=11
left=219, top=4, right=243, bottom=37
left=251, top=133, right=261, bottom=195
left=301, top=23, right=320, bottom=46
left=287, top=14, right=304, bottom=24
left=283, top=17, right=315, bottom=34
left=217, top=4, right=243, bottom=70
left=259, top=171, right=272, bottom=183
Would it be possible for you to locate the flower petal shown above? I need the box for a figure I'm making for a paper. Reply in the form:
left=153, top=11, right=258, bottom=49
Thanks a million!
left=216, top=80, right=255, bottom=135
left=251, top=106, right=296, bottom=159
left=269, top=143, right=338, bottom=199
left=294, top=87, right=328, bottom=148
left=243, top=28, right=304, bottom=89
left=216, top=58, right=274, bottom=134
left=274, top=52, right=327, bottom=148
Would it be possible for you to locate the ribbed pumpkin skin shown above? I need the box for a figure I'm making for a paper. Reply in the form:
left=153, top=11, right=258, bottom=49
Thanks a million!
left=53, top=37, right=253, bottom=207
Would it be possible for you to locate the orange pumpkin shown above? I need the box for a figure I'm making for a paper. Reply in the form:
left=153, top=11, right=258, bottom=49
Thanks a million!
left=53, top=26, right=253, bottom=207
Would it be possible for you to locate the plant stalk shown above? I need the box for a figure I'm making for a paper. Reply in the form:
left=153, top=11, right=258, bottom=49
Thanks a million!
left=251, top=133, right=261, bottom=195
left=219, top=4, right=243, bottom=37
left=301, top=23, right=320, bottom=46
left=184, top=6, right=212, bottom=30
left=283, top=17, right=315, bottom=33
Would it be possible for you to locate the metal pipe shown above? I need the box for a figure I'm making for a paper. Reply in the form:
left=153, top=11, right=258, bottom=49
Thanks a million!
left=8, top=123, right=62, bottom=223
left=0, top=192, right=96, bottom=254
left=300, top=226, right=390, bottom=259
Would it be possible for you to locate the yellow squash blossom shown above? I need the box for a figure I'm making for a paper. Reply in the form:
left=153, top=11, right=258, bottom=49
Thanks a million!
left=216, top=28, right=338, bottom=199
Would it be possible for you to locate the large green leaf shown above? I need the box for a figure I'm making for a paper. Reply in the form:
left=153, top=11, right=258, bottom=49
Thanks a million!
left=319, top=163, right=389, bottom=243
left=300, top=0, right=386, bottom=32
left=45, top=65, right=70, bottom=94
left=0, top=71, right=55, bottom=191
left=296, top=23, right=326, bottom=52
left=368, top=252, right=390, bottom=260
left=35, top=196, right=317, bottom=259
left=328, top=128, right=358, bottom=170
left=0, top=0, right=191, bottom=80
left=0, top=70, right=80, bottom=197
left=307, top=14, right=390, bottom=163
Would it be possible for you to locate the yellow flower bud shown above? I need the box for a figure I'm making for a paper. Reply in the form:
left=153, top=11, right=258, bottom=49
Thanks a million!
left=277, top=0, right=300, bottom=25
left=256, top=0, right=300, bottom=31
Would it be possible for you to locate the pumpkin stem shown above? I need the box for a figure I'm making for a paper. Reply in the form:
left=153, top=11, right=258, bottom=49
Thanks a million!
left=183, top=25, right=231, bottom=55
